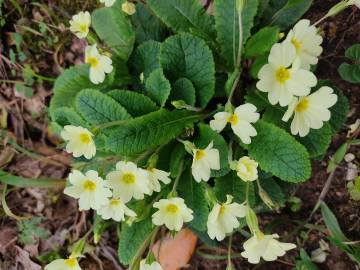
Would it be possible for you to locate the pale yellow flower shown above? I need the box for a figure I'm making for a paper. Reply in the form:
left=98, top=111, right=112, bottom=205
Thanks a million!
left=97, top=197, right=137, bottom=222
left=45, top=258, right=82, bottom=270
left=191, top=142, right=220, bottom=182
left=105, top=161, right=150, bottom=202
left=152, top=198, right=193, bottom=231
left=64, top=170, right=111, bottom=211
left=234, top=156, right=258, bottom=182
left=100, top=0, right=116, bottom=7
left=147, top=168, right=171, bottom=195
left=85, top=44, right=113, bottom=84
left=210, top=103, right=259, bottom=144
left=61, top=125, right=96, bottom=159
left=69, top=11, right=91, bottom=39
left=282, top=86, right=338, bottom=137
left=207, top=195, right=247, bottom=241
left=140, top=260, right=163, bottom=270
left=241, top=233, right=296, bottom=264
left=122, top=1, right=136, bottom=15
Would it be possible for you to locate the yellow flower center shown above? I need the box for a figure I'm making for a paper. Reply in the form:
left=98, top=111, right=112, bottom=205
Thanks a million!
left=79, top=24, right=88, bottom=33
left=122, top=173, right=136, bottom=184
left=195, top=149, right=206, bottom=161
left=110, top=199, right=121, bottom=206
left=86, top=56, right=99, bottom=68
left=65, top=258, right=77, bottom=267
left=291, top=38, right=302, bottom=52
left=166, top=203, right=179, bottom=214
left=79, top=132, right=91, bottom=144
left=275, top=67, right=291, bottom=84
left=227, top=114, right=238, bottom=125
left=295, top=98, right=310, bottom=113
left=219, top=205, right=226, bottom=215
left=83, top=180, right=96, bottom=191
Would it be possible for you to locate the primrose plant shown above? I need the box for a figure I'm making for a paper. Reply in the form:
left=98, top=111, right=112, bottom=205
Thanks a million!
left=46, top=0, right=356, bottom=269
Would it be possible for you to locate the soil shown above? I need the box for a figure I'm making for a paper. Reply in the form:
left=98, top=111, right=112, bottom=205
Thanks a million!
left=0, top=0, right=359, bottom=270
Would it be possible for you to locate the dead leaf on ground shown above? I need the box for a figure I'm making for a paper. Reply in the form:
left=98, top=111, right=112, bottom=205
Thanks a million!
left=15, top=245, right=42, bottom=270
left=152, top=228, right=197, bottom=270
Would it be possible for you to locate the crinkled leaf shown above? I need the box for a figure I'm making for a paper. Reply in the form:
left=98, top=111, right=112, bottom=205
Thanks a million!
left=169, top=78, right=196, bottom=106
left=145, top=68, right=171, bottom=106
left=52, top=107, right=87, bottom=127
left=92, top=7, right=135, bottom=60
left=244, top=26, right=279, bottom=59
left=177, top=168, right=208, bottom=231
left=244, top=120, right=311, bottom=183
left=108, top=90, right=158, bottom=117
left=297, top=123, right=332, bottom=159
left=215, top=171, right=256, bottom=206
left=265, top=0, right=312, bottom=30
left=76, top=89, right=131, bottom=125
left=105, top=109, right=201, bottom=155
left=160, top=33, right=215, bottom=108
left=131, top=40, right=161, bottom=78
left=131, top=3, right=168, bottom=44
left=214, top=0, right=258, bottom=67
left=195, top=124, right=230, bottom=178
left=147, top=0, right=215, bottom=39
left=49, top=65, right=108, bottom=118
left=118, top=218, right=153, bottom=265
left=338, top=44, right=360, bottom=84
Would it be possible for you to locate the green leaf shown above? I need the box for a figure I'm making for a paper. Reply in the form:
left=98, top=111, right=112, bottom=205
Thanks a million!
left=244, top=26, right=279, bottom=59
left=296, top=249, right=320, bottom=270
left=244, top=120, right=311, bottom=183
left=250, top=54, right=268, bottom=79
left=316, top=81, right=349, bottom=134
left=0, top=170, right=65, bottom=188
left=169, top=78, right=196, bottom=106
left=131, top=40, right=161, bottom=78
left=338, top=44, right=360, bottom=84
left=244, top=86, right=270, bottom=111
left=320, top=202, right=349, bottom=242
left=76, top=89, right=131, bottom=125
left=147, top=0, right=215, bottom=39
left=266, top=0, right=313, bottom=30
left=118, top=218, right=153, bottom=265
left=92, top=7, right=135, bottom=60
left=195, top=124, right=230, bottom=178
left=145, top=68, right=171, bottom=106
left=214, top=171, right=256, bottom=206
left=297, top=123, right=332, bottom=159
left=160, top=33, right=215, bottom=108
left=49, top=65, right=108, bottom=118
left=177, top=168, right=209, bottom=231
left=105, top=109, right=201, bottom=155
left=214, top=0, right=258, bottom=67
left=52, top=107, right=87, bottom=127
left=131, top=3, right=167, bottom=44
left=108, top=90, right=158, bottom=117
left=258, top=172, right=286, bottom=207
left=169, top=143, right=187, bottom=178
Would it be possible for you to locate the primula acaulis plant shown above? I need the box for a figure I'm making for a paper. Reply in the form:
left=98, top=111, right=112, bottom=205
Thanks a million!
left=47, top=0, right=354, bottom=268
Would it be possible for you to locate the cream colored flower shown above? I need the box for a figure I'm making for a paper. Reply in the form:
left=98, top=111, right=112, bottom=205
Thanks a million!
left=234, top=156, right=258, bottom=182
left=45, top=258, right=82, bottom=270
left=241, top=233, right=296, bottom=264
left=97, top=197, right=137, bottom=222
left=285, top=19, right=323, bottom=70
left=191, top=142, right=220, bottom=183
left=210, top=103, right=259, bottom=144
left=207, top=195, right=247, bottom=241
left=85, top=44, right=113, bottom=84
left=61, top=125, right=96, bottom=159
left=105, top=161, right=150, bottom=202
left=152, top=198, right=193, bottom=231
left=256, top=42, right=317, bottom=106
left=147, top=168, right=171, bottom=195
left=122, top=1, right=136, bottom=15
left=64, top=170, right=111, bottom=211
left=69, top=11, right=91, bottom=39
left=282, top=86, right=338, bottom=137
left=140, top=260, right=163, bottom=270
left=100, top=0, right=116, bottom=7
